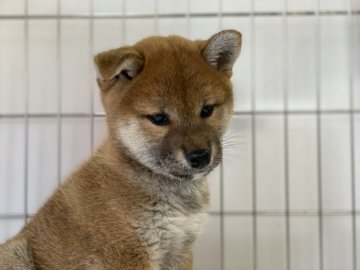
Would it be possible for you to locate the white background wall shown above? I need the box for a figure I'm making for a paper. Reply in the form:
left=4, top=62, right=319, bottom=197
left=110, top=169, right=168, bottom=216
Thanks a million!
left=0, top=0, right=360, bottom=269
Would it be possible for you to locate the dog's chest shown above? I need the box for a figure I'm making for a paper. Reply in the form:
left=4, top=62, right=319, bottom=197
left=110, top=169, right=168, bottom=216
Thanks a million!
left=136, top=207, right=207, bottom=270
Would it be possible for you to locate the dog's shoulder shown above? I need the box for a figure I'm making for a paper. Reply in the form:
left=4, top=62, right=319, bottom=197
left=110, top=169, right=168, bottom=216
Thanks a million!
left=0, top=235, right=35, bottom=270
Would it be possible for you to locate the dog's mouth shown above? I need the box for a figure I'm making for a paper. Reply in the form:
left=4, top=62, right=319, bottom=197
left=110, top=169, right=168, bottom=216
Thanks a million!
left=159, top=160, right=218, bottom=181
left=169, top=171, right=194, bottom=180
left=169, top=170, right=213, bottom=181
left=155, top=159, right=204, bottom=180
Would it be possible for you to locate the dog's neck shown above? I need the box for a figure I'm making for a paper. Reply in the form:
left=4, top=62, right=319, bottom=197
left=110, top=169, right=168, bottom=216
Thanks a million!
left=92, top=137, right=210, bottom=213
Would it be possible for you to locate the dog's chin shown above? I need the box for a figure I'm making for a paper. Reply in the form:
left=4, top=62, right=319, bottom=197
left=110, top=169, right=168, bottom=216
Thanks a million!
left=164, top=171, right=207, bottom=181
left=174, top=171, right=212, bottom=181
left=152, top=164, right=196, bottom=181
left=169, top=171, right=198, bottom=181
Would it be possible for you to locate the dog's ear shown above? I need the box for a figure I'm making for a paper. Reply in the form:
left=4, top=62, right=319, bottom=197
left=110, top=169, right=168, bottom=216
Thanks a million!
left=198, top=30, right=242, bottom=77
left=94, top=46, right=144, bottom=91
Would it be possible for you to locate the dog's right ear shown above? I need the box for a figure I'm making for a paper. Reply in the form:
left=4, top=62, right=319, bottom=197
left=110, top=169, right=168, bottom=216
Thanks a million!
left=94, top=46, right=144, bottom=91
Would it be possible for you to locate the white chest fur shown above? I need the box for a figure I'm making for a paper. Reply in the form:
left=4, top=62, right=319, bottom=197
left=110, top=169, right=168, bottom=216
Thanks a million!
left=138, top=210, right=208, bottom=270
left=130, top=175, right=209, bottom=270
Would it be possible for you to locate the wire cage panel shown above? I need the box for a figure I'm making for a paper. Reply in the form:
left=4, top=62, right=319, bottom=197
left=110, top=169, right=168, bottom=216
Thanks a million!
left=0, top=0, right=360, bottom=269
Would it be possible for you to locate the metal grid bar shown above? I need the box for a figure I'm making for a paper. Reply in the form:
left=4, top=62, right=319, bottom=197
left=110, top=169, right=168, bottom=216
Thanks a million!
left=282, top=0, right=291, bottom=269
left=89, top=0, right=95, bottom=154
left=23, top=0, right=29, bottom=224
left=122, top=0, right=127, bottom=42
left=348, top=0, right=357, bottom=269
left=3, top=210, right=360, bottom=220
left=154, top=0, right=159, bottom=35
left=0, top=210, right=348, bottom=217
left=220, top=162, right=225, bottom=270
left=0, top=10, right=360, bottom=20
left=210, top=210, right=360, bottom=216
left=2, top=110, right=360, bottom=119
left=250, top=0, right=257, bottom=269
left=56, top=0, right=62, bottom=184
left=186, top=0, right=191, bottom=37
left=218, top=1, right=224, bottom=269
left=314, top=0, right=324, bottom=269
left=218, top=1, right=225, bottom=269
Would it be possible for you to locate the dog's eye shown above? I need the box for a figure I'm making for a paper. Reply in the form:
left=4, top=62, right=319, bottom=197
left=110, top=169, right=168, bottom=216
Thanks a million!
left=147, top=113, right=170, bottom=126
left=200, top=105, right=214, bottom=118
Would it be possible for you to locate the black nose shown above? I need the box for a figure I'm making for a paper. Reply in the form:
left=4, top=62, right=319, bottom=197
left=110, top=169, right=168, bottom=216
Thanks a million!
left=185, top=149, right=211, bottom=169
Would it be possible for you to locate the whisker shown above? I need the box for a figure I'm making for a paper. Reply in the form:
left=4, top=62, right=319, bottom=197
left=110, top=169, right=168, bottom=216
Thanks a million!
left=222, top=151, right=242, bottom=159
left=222, top=141, right=245, bottom=147
left=222, top=135, right=243, bottom=141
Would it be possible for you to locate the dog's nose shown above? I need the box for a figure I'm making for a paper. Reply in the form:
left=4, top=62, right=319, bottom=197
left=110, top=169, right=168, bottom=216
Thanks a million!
left=185, top=149, right=211, bottom=169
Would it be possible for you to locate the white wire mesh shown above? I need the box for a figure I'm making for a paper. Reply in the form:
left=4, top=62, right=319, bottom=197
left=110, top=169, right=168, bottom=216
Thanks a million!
left=0, top=0, right=359, bottom=269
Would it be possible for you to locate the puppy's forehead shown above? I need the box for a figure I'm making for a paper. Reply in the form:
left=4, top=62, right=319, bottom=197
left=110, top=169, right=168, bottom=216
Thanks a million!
left=131, top=36, right=227, bottom=108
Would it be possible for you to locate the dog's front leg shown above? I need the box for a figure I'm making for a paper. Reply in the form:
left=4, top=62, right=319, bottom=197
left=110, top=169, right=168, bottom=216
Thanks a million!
left=0, top=236, right=35, bottom=270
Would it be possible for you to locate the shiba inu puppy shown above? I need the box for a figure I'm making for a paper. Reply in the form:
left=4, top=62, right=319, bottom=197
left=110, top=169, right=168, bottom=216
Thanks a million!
left=0, top=29, right=241, bottom=270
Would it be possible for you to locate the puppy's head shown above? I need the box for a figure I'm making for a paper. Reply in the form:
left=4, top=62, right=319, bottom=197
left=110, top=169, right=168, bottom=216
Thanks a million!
left=94, top=30, right=242, bottom=181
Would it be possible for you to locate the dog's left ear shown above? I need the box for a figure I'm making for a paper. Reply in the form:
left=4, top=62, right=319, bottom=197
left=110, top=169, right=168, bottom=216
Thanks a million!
left=198, top=30, right=242, bottom=77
